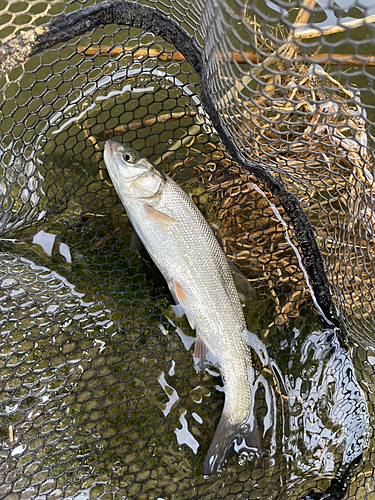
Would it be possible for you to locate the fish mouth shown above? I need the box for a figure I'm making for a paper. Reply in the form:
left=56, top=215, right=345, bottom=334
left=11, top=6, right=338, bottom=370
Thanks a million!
left=104, top=139, right=119, bottom=163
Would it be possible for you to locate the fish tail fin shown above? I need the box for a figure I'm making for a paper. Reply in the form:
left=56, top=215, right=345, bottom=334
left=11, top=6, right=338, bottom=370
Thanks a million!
left=203, top=410, right=261, bottom=476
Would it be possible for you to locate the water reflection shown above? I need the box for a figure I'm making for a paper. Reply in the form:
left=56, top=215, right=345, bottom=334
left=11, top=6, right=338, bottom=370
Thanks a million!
left=0, top=247, right=177, bottom=498
left=0, top=242, right=370, bottom=499
left=158, top=370, right=179, bottom=416
left=32, top=229, right=56, bottom=256
left=164, top=305, right=369, bottom=492
left=175, top=410, right=200, bottom=454
left=285, top=328, right=369, bottom=474
left=0, top=140, right=47, bottom=234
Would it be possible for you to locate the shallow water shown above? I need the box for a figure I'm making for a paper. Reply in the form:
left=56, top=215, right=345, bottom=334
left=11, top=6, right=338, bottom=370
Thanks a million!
left=0, top=207, right=372, bottom=499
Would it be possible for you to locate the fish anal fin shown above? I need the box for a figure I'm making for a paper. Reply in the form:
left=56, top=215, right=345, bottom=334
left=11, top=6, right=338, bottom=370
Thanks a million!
left=194, top=335, right=208, bottom=361
left=193, top=335, right=210, bottom=371
left=144, top=204, right=178, bottom=224
left=203, top=412, right=261, bottom=476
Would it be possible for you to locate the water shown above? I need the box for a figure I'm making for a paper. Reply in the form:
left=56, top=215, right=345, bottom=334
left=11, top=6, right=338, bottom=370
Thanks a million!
left=1, top=233, right=370, bottom=498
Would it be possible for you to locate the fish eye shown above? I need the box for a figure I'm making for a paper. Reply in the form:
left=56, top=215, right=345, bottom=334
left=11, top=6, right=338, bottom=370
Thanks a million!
left=123, top=151, right=136, bottom=163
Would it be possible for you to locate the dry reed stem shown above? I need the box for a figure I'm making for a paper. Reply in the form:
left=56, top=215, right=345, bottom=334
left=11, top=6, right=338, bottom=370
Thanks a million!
left=242, top=65, right=373, bottom=318
left=293, top=13, right=375, bottom=40
left=293, top=0, right=318, bottom=25
left=77, top=3, right=374, bottom=327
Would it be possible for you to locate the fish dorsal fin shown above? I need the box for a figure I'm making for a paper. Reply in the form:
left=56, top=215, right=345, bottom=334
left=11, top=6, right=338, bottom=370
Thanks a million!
left=227, top=259, right=257, bottom=303
left=144, top=204, right=178, bottom=223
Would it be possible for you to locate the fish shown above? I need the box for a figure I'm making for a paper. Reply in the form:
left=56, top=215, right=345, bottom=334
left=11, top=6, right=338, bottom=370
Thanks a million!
left=103, top=139, right=267, bottom=475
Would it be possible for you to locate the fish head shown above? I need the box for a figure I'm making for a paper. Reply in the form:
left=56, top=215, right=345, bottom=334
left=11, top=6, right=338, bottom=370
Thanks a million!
left=104, top=140, right=164, bottom=201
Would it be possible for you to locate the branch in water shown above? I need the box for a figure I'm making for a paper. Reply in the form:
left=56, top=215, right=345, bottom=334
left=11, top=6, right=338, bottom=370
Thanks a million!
left=94, top=110, right=198, bottom=141
left=77, top=44, right=375, bottom=66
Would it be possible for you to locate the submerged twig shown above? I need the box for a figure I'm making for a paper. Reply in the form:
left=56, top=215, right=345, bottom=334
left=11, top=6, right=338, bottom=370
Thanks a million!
left=77, top=44, right=375, bottom=66
left=94, top=110, right=197, bottom=141
left=77, top=44, right=185, bottom=62
left=184, top=0, right=374, bottom=324
left=154, top=123, right=203, bottom=166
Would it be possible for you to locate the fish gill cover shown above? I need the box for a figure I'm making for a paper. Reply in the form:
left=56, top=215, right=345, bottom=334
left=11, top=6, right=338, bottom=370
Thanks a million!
left=0, top=0, right=374, bottom=499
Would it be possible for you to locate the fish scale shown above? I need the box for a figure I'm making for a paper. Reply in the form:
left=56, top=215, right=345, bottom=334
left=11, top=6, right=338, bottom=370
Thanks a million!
left=104, top=140, right=262, bottom=474
left=134, top=180, right=248, bottom=356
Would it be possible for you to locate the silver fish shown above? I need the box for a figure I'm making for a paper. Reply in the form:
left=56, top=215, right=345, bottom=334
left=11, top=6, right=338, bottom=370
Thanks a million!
left=104, top=140, right=266, bottom=474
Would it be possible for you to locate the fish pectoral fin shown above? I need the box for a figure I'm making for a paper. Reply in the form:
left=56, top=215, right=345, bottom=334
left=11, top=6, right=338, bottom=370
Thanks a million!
left=144, top=204, right=178, bottom=223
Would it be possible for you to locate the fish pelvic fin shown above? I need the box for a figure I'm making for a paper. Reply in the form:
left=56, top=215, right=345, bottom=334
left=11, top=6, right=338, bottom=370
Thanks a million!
left=169, top=278, right=195, bottom=313
left=203, top=411, right=261, bottom=476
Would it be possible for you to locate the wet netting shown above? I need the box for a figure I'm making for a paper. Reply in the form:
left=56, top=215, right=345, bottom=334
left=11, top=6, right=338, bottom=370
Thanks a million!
left=1, top=0, right=375, bottom=498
